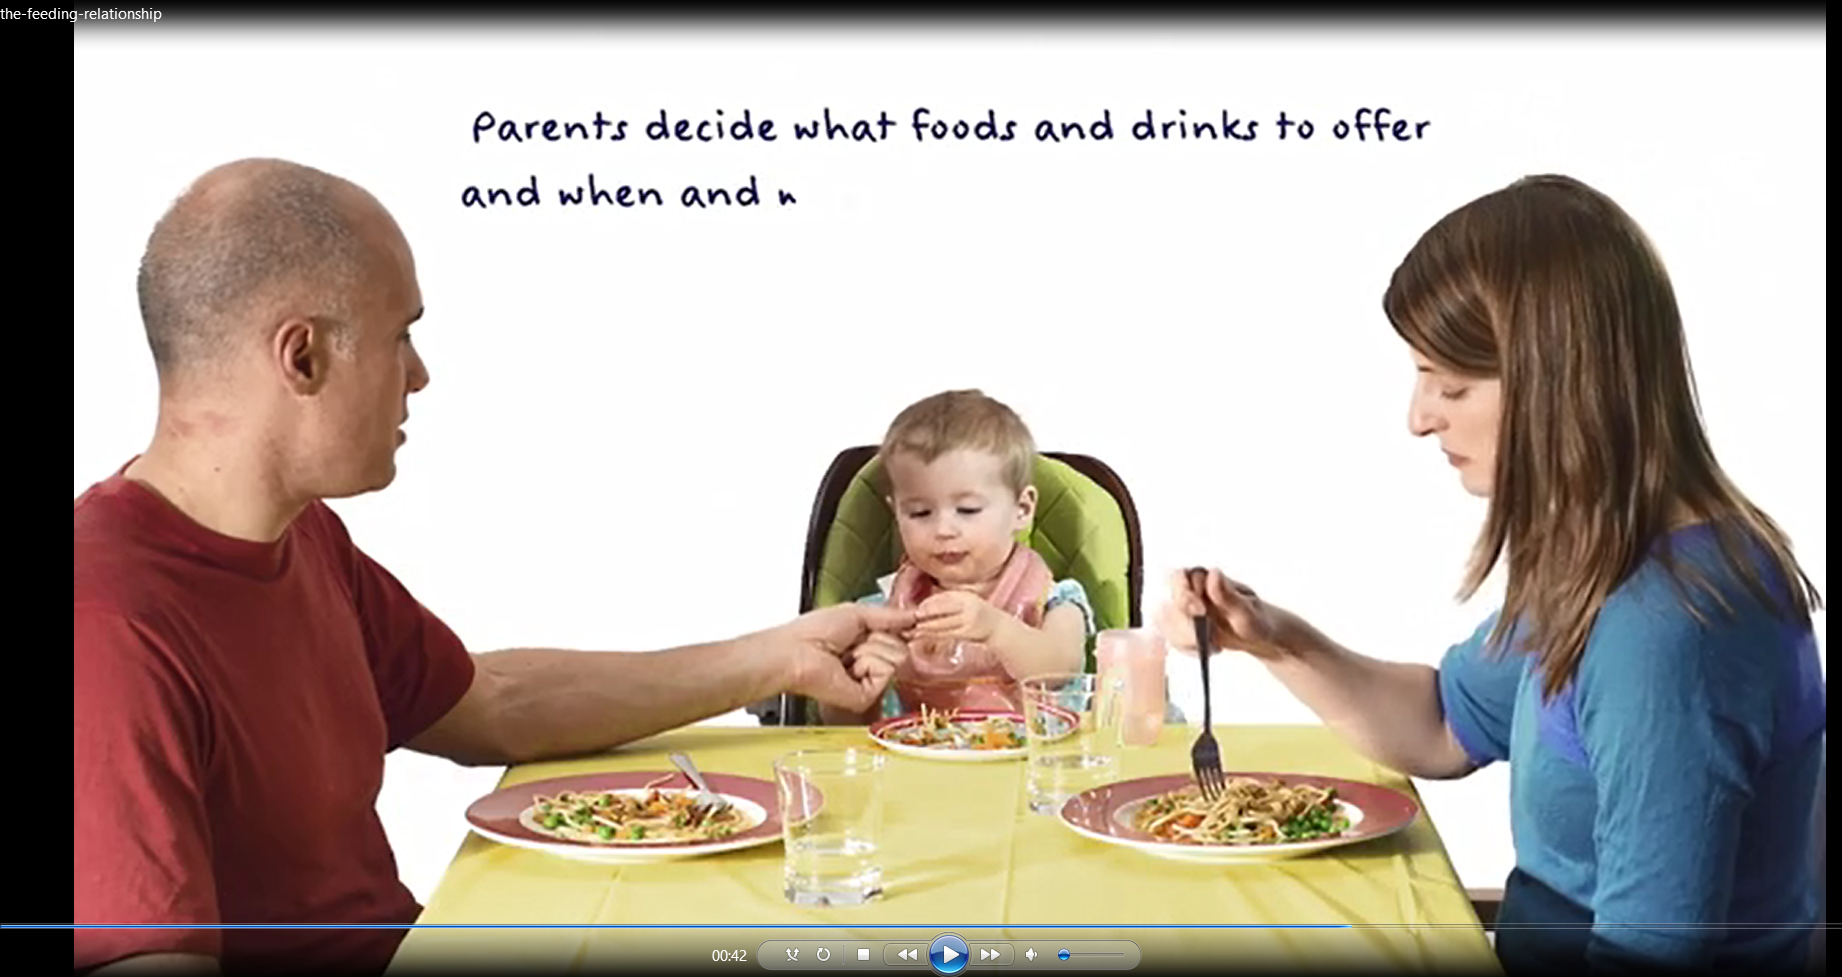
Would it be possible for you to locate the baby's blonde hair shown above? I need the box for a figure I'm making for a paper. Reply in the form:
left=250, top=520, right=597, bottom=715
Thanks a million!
left=878, top=389, right=1037, bottom=496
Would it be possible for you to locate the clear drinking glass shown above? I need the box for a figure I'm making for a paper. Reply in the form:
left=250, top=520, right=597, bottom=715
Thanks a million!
left=1020, top=671, right=1123, bottom=814
left=774, top=748, right=886, bottom=906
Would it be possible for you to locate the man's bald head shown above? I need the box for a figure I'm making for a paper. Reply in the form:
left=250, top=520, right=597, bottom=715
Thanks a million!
left=136, top=158, right=384, bottom=381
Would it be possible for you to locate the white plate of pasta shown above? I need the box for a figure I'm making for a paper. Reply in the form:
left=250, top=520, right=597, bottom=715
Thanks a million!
left=1057, top=772, right=1419, bottom=863
left=464, top=770, right=786, bottom=863
left=868, top=704, right=1075, bottom=761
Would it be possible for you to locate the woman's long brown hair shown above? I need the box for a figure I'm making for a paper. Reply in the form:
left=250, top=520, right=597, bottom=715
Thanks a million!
left=1382, top=174, right=1821, bottom=701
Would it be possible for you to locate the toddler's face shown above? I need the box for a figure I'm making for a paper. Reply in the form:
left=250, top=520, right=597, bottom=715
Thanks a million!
left=886, top=448, right=1035, bottom=589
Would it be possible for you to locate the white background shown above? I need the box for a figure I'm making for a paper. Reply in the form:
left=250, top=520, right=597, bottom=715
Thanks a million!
left=75, top=19, right=1825, bottom=911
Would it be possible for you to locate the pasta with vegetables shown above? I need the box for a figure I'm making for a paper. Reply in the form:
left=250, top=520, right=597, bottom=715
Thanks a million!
left=519, top=774, right=753, bottom=844
left=886, top=704, right=1023, bottom=750
left=1133, top=777, right=1351, bottom=846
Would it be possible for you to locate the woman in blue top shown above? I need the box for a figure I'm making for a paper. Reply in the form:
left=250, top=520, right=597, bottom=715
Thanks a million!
left=1159, top=174, right=1824, bottom=975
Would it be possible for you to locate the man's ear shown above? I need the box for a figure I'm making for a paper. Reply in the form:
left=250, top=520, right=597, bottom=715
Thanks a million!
left=274, top=316, right=331, bottom=394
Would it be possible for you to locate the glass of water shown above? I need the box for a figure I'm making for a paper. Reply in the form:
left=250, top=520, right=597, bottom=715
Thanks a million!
left=1021, top=672, right=1122, bottom=815
left=774, top=748, right=885, bottom=906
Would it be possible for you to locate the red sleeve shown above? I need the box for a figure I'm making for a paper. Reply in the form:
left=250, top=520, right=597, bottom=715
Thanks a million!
left=312, top=505, right=477, bottom=750
left=73, top=610, right=221, bottom=969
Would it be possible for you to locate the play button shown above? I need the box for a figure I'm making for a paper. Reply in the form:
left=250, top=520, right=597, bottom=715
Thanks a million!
left=929, top=933, right=969, bottom=974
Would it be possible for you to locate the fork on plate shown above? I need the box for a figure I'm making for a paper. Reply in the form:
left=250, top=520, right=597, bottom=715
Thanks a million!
left=668, top=752, right=731, bottom=816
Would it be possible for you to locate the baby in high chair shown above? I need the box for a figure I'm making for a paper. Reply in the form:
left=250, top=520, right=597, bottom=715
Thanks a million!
left=821, top=389, right=1096, bottom=724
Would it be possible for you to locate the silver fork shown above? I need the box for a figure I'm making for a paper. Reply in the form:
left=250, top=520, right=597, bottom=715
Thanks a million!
left=1190, top=603, right=1225, bottom=802
left=668, top=752, right=731, bottom=816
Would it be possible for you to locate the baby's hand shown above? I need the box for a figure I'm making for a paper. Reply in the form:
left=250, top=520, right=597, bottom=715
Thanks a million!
left=911, top=591, right=1002, bottom=644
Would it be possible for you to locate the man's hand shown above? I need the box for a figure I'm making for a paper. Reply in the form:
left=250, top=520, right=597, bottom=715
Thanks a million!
left=844, top=632, right=909, bottom=687
left=910, top=591, right=1002, bottom=644
left=781, top=604, right=917, bottom=712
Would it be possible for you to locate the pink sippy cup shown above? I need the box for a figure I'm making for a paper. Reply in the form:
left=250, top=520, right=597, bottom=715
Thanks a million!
left=1096, top=629, right=1168, bottom=746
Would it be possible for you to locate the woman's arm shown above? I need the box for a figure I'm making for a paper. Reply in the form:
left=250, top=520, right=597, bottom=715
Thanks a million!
left=1262, top=612, right=1480, bottom=780
left=1159, top=568, right=1509, bottom=780
left=1572, top=575, right=1791, bottom=971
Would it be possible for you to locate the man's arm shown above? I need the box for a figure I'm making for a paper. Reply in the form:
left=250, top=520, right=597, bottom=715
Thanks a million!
left=327, top=505, right=913, bottom=765
left=409, top=633, right=790, bottom=765
left=407, top=604, right=915, bottom=766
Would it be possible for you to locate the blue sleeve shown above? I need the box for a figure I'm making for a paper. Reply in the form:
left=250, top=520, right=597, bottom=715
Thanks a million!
left=855, top=591, right=887, bottom=607
left=1044, top=579, right=1096, bottom=636
left=1435, top=612, right=1521, bottom=768
left=1574, top=572, right=1777, bottom=972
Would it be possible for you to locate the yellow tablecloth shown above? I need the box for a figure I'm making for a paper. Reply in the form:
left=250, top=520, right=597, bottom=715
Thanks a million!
left=388, top=724, right=1500, bottom=974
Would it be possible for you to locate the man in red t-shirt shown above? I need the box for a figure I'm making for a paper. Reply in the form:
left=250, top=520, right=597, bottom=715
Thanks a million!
left=73, top=159, right=916, bottom=976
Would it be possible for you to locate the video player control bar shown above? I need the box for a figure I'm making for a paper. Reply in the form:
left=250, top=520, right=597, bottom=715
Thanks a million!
left=755, top=938, right=1139, bottom=970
